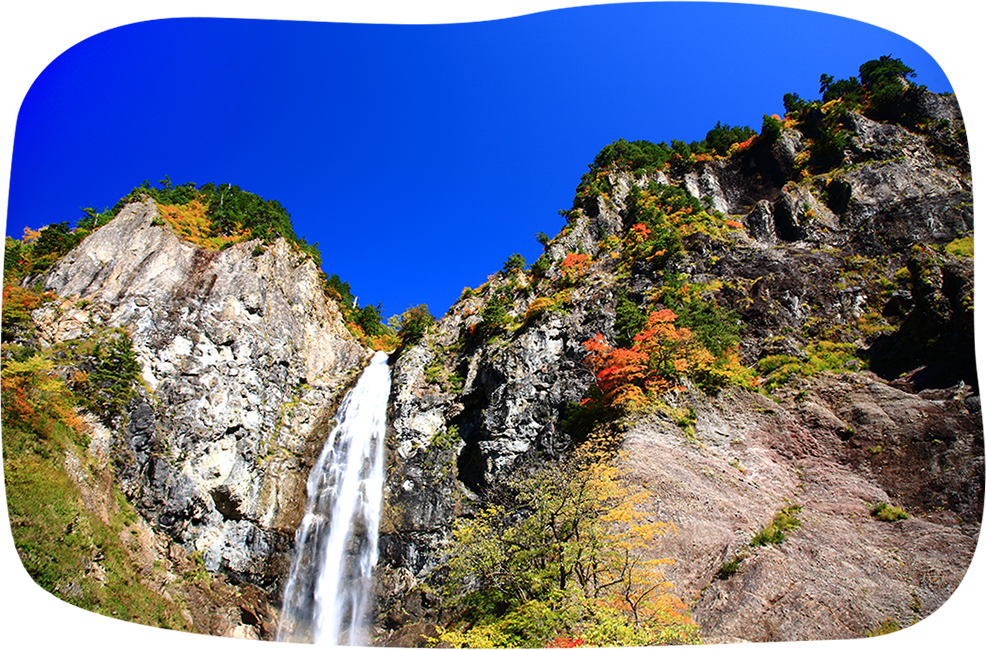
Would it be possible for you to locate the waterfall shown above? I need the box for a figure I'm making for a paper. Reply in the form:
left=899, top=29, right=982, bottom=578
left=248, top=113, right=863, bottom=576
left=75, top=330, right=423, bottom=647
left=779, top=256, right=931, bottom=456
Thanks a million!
left=277, top=350, right=392, bottom=645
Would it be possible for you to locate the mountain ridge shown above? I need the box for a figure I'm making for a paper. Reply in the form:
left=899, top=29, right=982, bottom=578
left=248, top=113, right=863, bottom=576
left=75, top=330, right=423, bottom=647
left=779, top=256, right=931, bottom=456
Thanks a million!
left=2, top=60, right=981, bottom=644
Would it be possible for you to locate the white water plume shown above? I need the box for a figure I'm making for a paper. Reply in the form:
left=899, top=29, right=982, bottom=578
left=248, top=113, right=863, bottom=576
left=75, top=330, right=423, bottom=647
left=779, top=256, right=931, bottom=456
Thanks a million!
left=277, top=351, right=392, bottom=645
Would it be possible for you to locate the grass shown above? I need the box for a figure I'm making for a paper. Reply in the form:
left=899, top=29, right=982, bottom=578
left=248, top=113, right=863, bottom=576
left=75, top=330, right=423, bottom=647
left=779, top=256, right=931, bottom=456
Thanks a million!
left=871, top=501, right=910, bottom=522
left=2, top=397, right=193, bottom=629
left=715, top=552, right=749, bottom=580
left=756, top=340, right=863, bottom=391
left=751, top=504, right=802, bottom=546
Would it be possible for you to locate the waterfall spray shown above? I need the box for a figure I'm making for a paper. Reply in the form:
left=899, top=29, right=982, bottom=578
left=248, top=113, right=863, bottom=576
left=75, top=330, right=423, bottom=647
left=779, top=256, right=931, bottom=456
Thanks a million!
left=277, top=350, right=392, bottom=644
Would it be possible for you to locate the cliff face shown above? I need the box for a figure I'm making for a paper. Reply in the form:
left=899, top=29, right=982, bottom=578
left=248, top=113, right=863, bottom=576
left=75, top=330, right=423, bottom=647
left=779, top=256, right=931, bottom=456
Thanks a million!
left=4, top=86, right=979, bottom=644
left=373, top=90, right=981, bottom=643
left=33, top=200, right=368, bottom=636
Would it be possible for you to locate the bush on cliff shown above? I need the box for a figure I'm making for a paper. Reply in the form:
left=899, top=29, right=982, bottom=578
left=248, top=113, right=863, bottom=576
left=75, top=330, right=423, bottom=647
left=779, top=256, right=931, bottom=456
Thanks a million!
left=438, top=445, right=699, bottom=647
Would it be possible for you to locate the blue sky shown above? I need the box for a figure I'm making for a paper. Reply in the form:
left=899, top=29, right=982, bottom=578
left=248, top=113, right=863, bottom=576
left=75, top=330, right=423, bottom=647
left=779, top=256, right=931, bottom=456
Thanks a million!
left=3, top=2, right=956, bottom=321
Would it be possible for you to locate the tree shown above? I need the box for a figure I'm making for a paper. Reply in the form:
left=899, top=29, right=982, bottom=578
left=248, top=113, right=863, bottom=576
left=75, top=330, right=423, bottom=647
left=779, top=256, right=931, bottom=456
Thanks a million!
left=859, top=55, right=915, bottom=94
left=502, top=253, right=526, bottom=274
left=761, top=114, right=783, bottom=144
left=481, top=292, right=511, bottom=334
left=397, top=304, right=434, bottom=347
left=439, top=446, right=698, bottom=647
left=704, top=122, right=757, bottom=156
left=783, top=92, right=810, bottom=116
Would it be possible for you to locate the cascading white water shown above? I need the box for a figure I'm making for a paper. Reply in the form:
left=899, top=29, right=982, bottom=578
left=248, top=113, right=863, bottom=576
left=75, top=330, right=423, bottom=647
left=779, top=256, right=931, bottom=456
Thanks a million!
left=277, top=350, right=392, bottom=645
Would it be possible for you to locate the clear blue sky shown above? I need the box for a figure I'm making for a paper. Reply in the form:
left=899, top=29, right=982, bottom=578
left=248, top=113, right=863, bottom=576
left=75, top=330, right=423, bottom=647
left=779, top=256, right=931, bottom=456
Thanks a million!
left=5, top=2, right=954, bottom=320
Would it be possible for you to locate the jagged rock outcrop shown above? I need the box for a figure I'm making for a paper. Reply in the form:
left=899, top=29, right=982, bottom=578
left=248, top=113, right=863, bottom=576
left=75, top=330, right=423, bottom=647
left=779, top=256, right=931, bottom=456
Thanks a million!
left=373, top=89, right=980, bottom=643
left=34, top=199, right=369, bottom=633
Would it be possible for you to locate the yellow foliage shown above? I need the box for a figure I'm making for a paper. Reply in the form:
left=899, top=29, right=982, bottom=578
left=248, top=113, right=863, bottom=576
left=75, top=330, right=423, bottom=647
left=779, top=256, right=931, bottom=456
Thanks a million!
left=440, top=444, right=697, bottom=647
left=21, top=227, right=41, bottom=243
left=157, top=199, right=253, bottom=250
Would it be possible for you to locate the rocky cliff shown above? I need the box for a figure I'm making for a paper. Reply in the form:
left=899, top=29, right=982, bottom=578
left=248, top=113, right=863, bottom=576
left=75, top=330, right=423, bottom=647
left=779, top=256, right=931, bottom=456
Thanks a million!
left=2, top=82, right=980, bottom=645
left=372, top=89, right=981, bottom=644
left=28, top=200, right=369, bottom=637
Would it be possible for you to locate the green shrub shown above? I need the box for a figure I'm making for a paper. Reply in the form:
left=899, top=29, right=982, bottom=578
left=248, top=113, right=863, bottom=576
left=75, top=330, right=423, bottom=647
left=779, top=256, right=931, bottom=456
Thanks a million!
left=614, top=290, right=647, bottom=347
left=397, top=304, right=434, bottom=347
left=751, top=505, right=802, bottom=546
left=715, top=552, right=748, bottom=580
left=480, top=292, right=511, bottom=334
left=871, top=502, right=909, bottom=522
left=590, top=138, right=673, bottom=173
left=705, top=122, right=757, bottom=156
left=501, top=253, right=527, bottom=273
left=761, top=114, right=783, bottom=143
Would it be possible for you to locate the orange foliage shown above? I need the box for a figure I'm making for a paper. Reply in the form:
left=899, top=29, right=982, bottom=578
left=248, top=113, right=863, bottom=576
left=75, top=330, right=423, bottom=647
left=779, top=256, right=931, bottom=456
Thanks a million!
left=582, top=309, right=713, bottom=410
left=561, top=252, right=590, bottom=282
left=157, top=199, right=252, bottom=250
left=2, top=284, right=54, bottom=327
left=628, top=223, right=651, bottom=244
left=21, top=227, right=41, bottom=243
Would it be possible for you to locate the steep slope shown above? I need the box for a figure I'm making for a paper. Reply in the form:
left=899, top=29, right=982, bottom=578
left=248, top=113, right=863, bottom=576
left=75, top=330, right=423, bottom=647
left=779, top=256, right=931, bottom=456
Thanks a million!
left=6, top=197, right=370, bottom=638
left=374, top=86, right=980, bottom=644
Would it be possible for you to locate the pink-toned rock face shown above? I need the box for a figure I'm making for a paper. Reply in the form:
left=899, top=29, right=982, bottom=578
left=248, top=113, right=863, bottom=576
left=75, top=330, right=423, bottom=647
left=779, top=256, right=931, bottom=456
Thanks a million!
left=372, top=88, right=979, bottom=644
left=619, top=373, right=980, bottom=642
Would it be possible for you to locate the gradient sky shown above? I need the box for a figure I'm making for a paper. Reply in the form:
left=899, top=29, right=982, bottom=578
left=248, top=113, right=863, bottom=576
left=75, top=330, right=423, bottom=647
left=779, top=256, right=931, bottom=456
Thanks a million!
left=4, top=2, right=956, bottom=321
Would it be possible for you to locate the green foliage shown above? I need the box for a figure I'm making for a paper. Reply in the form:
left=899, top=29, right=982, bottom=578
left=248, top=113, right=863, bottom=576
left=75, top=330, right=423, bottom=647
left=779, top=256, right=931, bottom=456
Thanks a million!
left=784, top=56, right=926, bottom=168
left=715, top=552, right=749, bottom=581
left=670, top=139, right=694, bottom=162
left=820, top=73, right=865, bottom=105
left=439, top=448, right=698, bottom=647
left=783, top=92, right=813, bottom=116
left=2, top=283, right=53, bottom=343
left=870, top=502, right=909, bottom=522
left=658, top=279, right=743, bottom=357
left=353, top=303, right=388, bottom=338
left=322, top=275, right=395, bottom=348
left=1, top=347, right=191, bottom=630
left=3, top=236, right=24, bottom=281
left=761, top=114, right=783, bottom=144
left=944, top=236, right=974, bottom=258
left=750, top=504, right=802, bottom=546
left=198, top=182, right=296, bottom=243
left=481, top=291, right=512, bottom=334
left=397, top=304, right=435, bottom=347
left=858, top=55, right=917, bottom=107
left=590, top=139, right=673, bottom=174
left=704, top=122, right=757, bottom=156
left=614, top=291, right=647, bottom=348
left=757, top=340, right=863, bottom=391
left=31, top=222, right=84, bottom=266
left=73, top=329, right=143, bottom=422
left=78, top=178, right=323, bottom=263
left=502, top=253, right=527, bottom=274
left=324, top=273, right=355, bottom=308
left=531, top=254, right=552, bottom=278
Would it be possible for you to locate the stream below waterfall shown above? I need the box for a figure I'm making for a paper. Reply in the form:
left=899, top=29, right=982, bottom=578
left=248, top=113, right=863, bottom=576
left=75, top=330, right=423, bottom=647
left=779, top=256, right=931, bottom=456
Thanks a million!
left=277, top=350, right=392, bottom=644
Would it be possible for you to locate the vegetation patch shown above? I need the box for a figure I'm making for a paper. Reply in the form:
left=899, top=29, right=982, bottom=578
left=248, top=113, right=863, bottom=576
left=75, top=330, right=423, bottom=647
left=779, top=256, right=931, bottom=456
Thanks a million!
left=715, top=552, right=749, bottom=581
left=437, top=444, right=699, bottom=647
left=750, top=505, right=802, bottom=547
left=757, top=340, right=863, bottom=392
left=2, top=335, right=191, bottom=629
left=870, top=501, right=909, bottom=522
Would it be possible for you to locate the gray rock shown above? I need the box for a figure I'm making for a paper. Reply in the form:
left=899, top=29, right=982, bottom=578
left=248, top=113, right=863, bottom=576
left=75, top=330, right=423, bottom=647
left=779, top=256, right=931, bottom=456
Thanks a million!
left=40, top=199, right=369, bottom=589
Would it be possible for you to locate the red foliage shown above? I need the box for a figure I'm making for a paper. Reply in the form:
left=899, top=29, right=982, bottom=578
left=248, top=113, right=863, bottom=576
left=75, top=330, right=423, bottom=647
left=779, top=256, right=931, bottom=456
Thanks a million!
left=561, top=252, right=590, bottom=279
left=581, top=309, right=700, bottom=409
left=2, top=284, right=51, bottom=328
left=548, top=637, right=584, bottom=648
